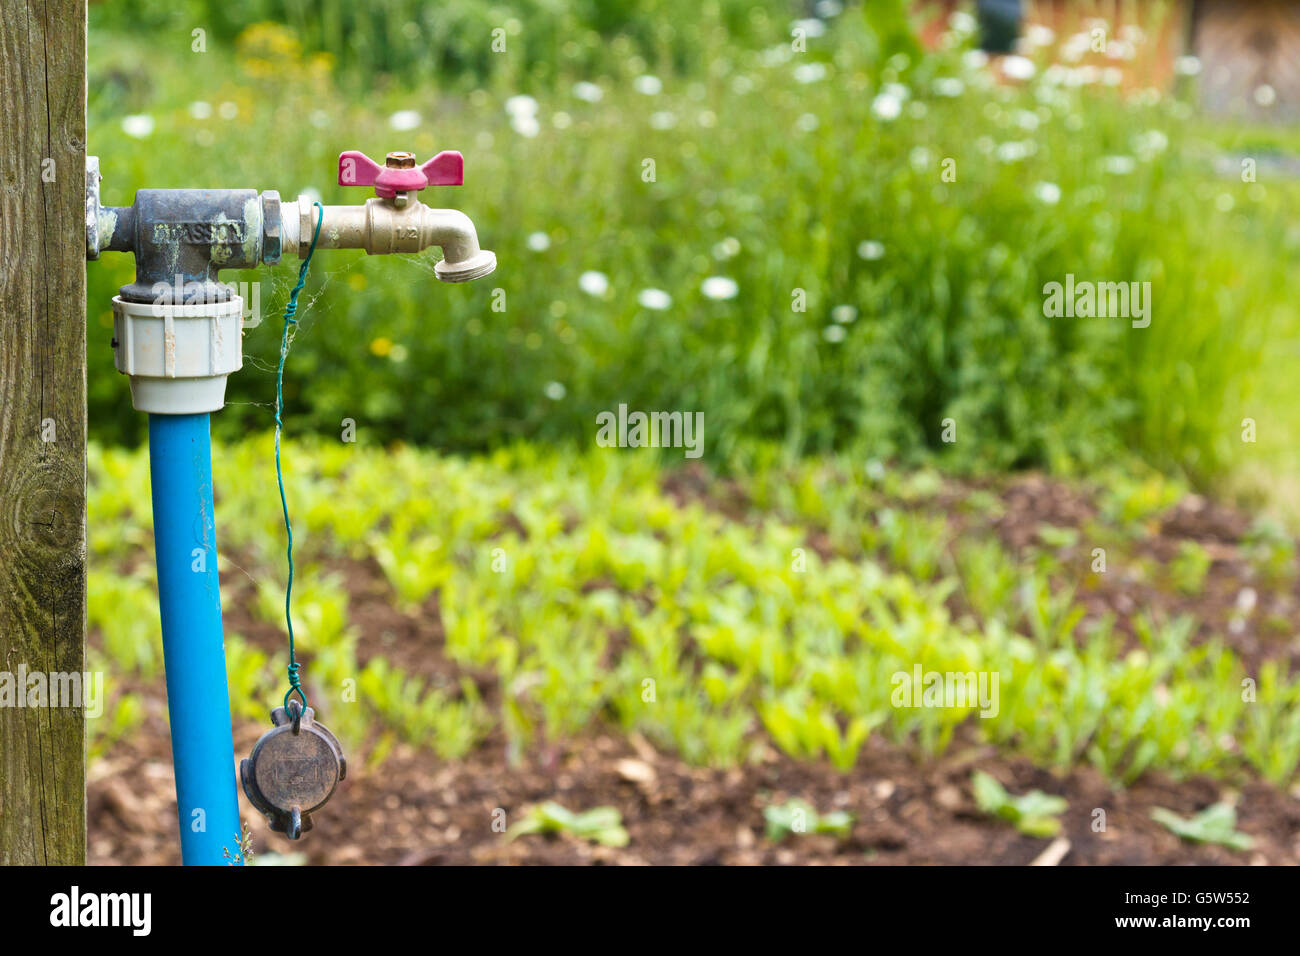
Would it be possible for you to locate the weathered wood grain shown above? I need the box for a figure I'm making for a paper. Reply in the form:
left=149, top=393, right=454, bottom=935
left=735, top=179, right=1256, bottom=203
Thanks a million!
left=0, top=0, right=87, bottom=865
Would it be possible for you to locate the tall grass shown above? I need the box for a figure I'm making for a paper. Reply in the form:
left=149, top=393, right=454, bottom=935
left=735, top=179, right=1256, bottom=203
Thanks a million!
left=87, top=6, right=1300, bottom=489
left=92, top=0, right=786, bottom=87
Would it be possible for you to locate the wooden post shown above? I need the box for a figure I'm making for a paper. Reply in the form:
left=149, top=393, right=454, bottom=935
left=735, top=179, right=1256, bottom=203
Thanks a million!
left=0, top=0, right=88, bottom=865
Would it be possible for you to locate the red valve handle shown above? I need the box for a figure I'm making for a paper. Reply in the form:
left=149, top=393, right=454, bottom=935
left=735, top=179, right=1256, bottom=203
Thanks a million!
left=337, top=150, right=464, bottom=199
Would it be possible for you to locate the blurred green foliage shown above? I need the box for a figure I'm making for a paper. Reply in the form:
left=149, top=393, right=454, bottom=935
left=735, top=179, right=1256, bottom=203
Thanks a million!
left=87, top=4, right=1300, bottom=486
left=93, top=0, right=786, bottom=88
left=87, top=438, right=1300, bottom=784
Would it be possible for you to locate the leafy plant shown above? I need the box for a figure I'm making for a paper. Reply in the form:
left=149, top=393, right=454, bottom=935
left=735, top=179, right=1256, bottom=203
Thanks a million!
left=1037, top=525, right=1080, bottom=551
left=763, top=799, right=853, bottom=842
left=972, top=771, right=1068, bottom=838
left=1243, top=517, right=1297, bottom=586
left=1170, top=541, right=1213, bottom=596
left=758, top=693, right=878, bottom=771
left=1150, top=803, right=1254, bottom=852
left=86, top=691, right=146, bottom=761
left=505, top=802, right=629, bottom=847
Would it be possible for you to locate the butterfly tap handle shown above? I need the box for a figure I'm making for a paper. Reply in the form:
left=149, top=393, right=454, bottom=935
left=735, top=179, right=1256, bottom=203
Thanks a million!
left=281, top=147, right=493, bottom=280
left=337, top=149, right=464, bottom=205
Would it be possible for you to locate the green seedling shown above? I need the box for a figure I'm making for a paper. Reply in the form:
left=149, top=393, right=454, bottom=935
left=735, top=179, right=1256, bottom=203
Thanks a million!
left=877, top=508, right=950, bottom=581
left=763, top=799, right=853, bottom=842
left=505, top=802, right=629, bottom=847
left=954, top=537, right=1018, bottom=624
left=1099, top=473, right=1186, bottom=531
left=1243, top=517, right=1297, bottom=586
left=758, top=693, right=877, bottom=771
left=86, top=691, right=145, bottom=761
left=1037, top=525, right=1080, bottom=551
left=972, top=771, right=1067, bottom=837
left=1150, top=803, right=1254, bottom=852
left=1170, top=541, right=1212, bottom=596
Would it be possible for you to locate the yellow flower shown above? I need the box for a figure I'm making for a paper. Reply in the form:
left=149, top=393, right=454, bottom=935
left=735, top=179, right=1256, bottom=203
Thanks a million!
left=369, top=337, right=393, bottom=357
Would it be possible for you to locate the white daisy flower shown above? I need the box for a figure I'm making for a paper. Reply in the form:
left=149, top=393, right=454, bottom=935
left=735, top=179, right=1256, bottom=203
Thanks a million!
left=996, top=140, right=1032, bottom=163
left=579, top=271, right=609, bottom=296
left=701, top=276, right=739, bottom=300
left=637, top=288, right=673, bottom=310
left=634, top=75, right=663, bottom=96
left=1033, top=182, right=1061, bottom=205
left=505, top=95, right=539, bottom=117
left=121, top=114, right=154, bottom=138
left=511, top=114, right=541, bottom=138
left=949, top=10, right=977, bottom=34
left=1000, top=55, right=1036, bottom=81
left=1133, top=130, right=1168, bottom=158
left=932, top=77, right=965, bottom=97
left=713, top=237, right=741, bottom=260
left=872, top=92, right=902, bottom=121
left=388, top=109, right=421, bottom=131
left=1102, top=155, right=1136, bottom=175
left=1024, top=25, right=1056, bottom=47
left=793, top=62, right=827, bottom=84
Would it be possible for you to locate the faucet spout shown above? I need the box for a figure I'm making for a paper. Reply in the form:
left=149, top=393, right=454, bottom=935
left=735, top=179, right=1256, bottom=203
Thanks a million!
left=282, top=195, right=496, bottom=282
left=425, top=207, right=498, bottom=283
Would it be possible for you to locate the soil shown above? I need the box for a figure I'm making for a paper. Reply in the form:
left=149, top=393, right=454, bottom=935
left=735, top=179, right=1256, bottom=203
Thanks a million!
left=87, top=470, right=1300, bottom=865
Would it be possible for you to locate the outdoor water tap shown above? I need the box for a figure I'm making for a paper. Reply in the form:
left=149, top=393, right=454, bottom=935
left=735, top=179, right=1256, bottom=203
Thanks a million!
left=81, top=148, right=496, bottom=865
left=277, top=149, right=496, bottom=282
left=86, top=148, right=496, bottom=413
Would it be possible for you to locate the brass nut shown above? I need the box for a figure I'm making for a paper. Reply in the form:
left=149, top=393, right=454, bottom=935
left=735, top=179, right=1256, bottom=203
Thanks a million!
left=260, top=190, right=282, bottom=264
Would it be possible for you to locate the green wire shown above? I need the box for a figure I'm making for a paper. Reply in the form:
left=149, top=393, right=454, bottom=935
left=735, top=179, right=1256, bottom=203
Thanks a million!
left=275, top=200, right=324, bottom=714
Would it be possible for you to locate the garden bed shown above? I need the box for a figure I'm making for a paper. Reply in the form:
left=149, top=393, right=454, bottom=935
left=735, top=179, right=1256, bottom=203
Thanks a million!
left=87, top=460, right=1300, bottom=865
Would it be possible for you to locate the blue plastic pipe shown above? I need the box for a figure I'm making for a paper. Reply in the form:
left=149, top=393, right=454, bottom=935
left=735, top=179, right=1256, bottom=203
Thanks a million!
left=148, top=413, right=242, bottom=866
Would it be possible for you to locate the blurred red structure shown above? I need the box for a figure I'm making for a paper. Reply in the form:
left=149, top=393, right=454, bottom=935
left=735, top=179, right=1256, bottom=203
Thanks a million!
left=914, top=0, right=1300, bottom=122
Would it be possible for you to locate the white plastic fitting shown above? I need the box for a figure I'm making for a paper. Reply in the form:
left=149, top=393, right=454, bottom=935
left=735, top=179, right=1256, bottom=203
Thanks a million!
left=112, top=296, right=244, bottom=414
